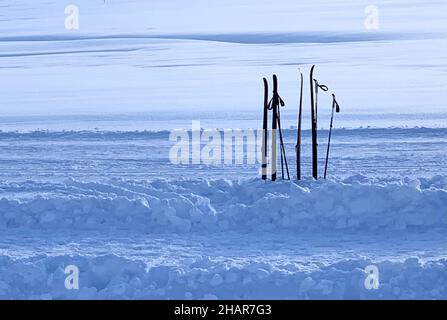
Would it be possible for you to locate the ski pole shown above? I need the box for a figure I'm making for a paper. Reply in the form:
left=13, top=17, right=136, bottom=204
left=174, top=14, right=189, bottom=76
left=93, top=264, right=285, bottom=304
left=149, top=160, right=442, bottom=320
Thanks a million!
left=314, top=79, right=329, bottom=179
left=280, top=124, right=285, bottom=180
left=279, top=105, right=285, bottom=180
left=273, top=75, right=289, bottom=180
left=271, top=74, right=289, bottom=181
left=311, top=75, right=328, bottom=180
left=314, top=79, right=329, bottom=130
left=277, top=105, right=290, bottom=180
left=324, top=94, right=340, bottom=179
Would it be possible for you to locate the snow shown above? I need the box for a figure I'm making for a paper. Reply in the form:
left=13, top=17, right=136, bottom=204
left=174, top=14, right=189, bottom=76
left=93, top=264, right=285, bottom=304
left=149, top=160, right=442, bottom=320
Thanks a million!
left=1, top=0, right=447, bottom=126
left=2, top=252, right=447, bottom=299
left=1, top=0, right=447, bottom=300
left=0, top=174, right=446, bottom=298
left=0, top=175, right=446, bottom=232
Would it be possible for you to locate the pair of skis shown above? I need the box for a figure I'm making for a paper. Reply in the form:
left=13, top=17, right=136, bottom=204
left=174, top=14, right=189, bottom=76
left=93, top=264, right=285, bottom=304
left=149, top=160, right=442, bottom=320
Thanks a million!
left=261, top=75, right=290, bottom=181
left=295, top=65, right=340, bottom=180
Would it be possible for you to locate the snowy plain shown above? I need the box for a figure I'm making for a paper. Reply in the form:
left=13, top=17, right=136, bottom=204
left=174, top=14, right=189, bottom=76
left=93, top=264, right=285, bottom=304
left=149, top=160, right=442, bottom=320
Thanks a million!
left=0, top=0, right=447, bottom=299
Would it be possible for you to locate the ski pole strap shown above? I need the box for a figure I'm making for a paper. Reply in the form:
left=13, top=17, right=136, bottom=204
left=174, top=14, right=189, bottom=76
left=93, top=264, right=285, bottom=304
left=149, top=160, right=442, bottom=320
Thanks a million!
left=332, top=94, right=341, bottom=113
left=275, top=92, right=285, bottom=108
left=314, top=79, right=329, bottom=92
left=268, top=95, right=285, bottom=109
left=279, top=96, right=285, bottom=107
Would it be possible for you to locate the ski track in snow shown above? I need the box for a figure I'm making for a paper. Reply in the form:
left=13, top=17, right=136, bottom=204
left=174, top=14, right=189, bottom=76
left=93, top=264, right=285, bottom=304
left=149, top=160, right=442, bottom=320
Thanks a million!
left=0, top=128, right=446, bottom=179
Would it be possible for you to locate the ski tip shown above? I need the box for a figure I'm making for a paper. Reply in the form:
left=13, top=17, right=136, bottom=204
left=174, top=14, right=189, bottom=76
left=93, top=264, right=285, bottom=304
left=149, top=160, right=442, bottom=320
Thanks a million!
left=310, top=65, right=315, bottom=79
left=272, top=74, right=278, bottom=87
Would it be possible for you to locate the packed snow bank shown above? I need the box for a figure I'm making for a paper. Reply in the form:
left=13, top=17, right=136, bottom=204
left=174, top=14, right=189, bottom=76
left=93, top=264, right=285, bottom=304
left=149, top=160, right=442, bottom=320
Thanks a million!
left=1, top=253, right=447, bottom=299
left=0, top=176, right=446, bottom=233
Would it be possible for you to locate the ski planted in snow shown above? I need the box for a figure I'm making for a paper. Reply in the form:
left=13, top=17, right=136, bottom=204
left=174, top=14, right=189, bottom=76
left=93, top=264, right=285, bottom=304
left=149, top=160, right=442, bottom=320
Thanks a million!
left=271, top=75, right=290, bottom=181
left=309, top=65, right=318, bottom=179
left=261, top=78, right=269, bottom=180
left=309, top=66, right=328, bottom=179
left=271, top=75, right=279, bottom=181
left=296, top=69, right=304, bottom=180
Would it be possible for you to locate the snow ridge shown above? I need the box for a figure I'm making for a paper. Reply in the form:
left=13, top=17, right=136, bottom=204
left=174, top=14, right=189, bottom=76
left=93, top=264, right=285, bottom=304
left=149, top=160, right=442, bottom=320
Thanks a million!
left=1, top=254, right=447, bottom=299
left=0, top=176, right=446, bottom=232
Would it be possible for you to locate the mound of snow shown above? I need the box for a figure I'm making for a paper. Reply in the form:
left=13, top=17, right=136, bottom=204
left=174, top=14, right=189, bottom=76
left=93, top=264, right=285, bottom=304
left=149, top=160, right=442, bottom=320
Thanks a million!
left=0, top=176, right=446, bottom=233
left=1, top=254, right=447, bottom=299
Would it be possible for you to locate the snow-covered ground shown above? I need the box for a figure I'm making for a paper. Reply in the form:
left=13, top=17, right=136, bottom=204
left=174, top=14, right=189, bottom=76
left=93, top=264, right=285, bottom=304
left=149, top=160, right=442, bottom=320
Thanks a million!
left=0, top=0, right=446, bottom=299
left=0, top=173, right=447, bottom=299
